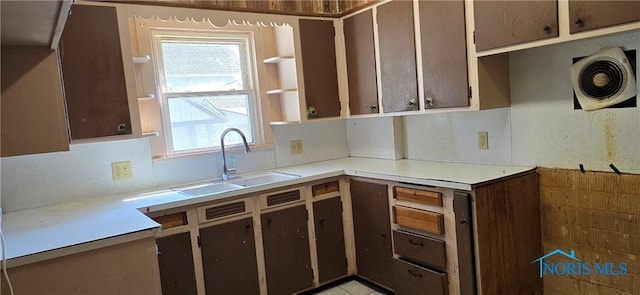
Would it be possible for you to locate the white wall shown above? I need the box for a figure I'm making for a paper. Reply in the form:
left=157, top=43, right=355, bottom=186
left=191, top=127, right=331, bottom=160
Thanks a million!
left=0, top=120, right=347, bottom=212
left=346, top=116, right=404, bottom=160
left=403, top=108, right=513, bottom=165
left=510, top=30, right=640, bottom=173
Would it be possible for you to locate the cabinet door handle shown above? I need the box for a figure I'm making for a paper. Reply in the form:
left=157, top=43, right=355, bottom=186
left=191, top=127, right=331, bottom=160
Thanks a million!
left=245, top=223, right=252, bottom=230
left=425, top=97, right=433, bottom=108
left=575, top=17, right=583, bottom=25
left=407, top=269, right=423, bottom=278
left=370, top=105, right=378, bottom=112
left=266, top=217, right=272, bottom=225
left=116, top=123, right=127, bottom=134
left=460, top=218, right=467, bottom=225
left=319, top=217, right=325, bottom=225
left=409, top=239, right=424, bottom=246
left=408, top=98, right=417, bottom=107
left=543, top=25, right=552, bottom=34
left=381, top=233, right=387, bottom=237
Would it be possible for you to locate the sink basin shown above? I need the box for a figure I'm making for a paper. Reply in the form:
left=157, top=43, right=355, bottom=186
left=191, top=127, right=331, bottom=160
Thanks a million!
left=230, top=171, right=300, bottom=187
left=176, top=182, right=243, bottom=197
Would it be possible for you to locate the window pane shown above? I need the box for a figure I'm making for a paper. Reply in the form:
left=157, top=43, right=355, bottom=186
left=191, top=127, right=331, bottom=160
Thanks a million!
left=161, top=41, right=245, bottom=92
left=167, top=94, right=253, bottom=152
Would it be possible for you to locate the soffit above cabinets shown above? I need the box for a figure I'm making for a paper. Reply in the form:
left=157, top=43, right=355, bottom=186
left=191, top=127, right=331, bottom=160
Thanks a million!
left=1, top=0, right=73, bottom=50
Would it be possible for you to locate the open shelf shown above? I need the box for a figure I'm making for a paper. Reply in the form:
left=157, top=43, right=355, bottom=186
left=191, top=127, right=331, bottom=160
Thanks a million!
left=133, top=55, right=150, bottom=64
left=266, top=88, right=298, bottom=95
left=142, top=131, right=160, bottom=137
left=137, top=94, right=156, bottom=101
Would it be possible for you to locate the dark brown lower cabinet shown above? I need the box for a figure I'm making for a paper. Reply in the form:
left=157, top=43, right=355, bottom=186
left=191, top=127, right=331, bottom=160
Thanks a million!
left=313, top=197, right=348, bottom=283
left=262, top=205, right=313, bottom=294
left=156, top=232, right=197, bottom=295
left=200, top=217, right=260, bottom=295
left=350, top=179, right=394, bottom=290
left=393, top=259, right=448, bottom=295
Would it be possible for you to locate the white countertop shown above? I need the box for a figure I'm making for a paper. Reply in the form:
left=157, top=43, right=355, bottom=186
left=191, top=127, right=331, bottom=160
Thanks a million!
left=1, top=157, right=534, bottom=266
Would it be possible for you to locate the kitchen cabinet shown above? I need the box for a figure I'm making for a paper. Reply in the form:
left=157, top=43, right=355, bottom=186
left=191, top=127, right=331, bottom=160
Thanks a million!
left=350, top=179, right=394, bottom=290
left=313, top=197, right=348, bottom=283
left=569, top=1, right=640, bottom=34
left=473, top=1, right=558, bottom=51
left=200, top=217, right=260, bottom=295
left=299, top=19, right=341, bottom=119
left=344, top=10, right=379, bottom=115
left=261, top=205, right=313, bottom=294
left=1, top=46, right=70, bottom=157
left=377, top=0, right=419, bottom=113
left=156, top=232, right=198, bottom=295
left=60, top=4, right=132, bottom=139
left=419, top=0, right=469, bottom=109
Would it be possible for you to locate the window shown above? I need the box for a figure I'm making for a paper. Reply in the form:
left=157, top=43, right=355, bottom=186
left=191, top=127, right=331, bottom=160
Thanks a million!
left=153, top=31, right=258, bottom=156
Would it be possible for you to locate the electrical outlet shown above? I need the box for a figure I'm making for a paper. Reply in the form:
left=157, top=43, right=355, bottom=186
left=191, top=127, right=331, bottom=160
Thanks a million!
left=478, top=132, right=489, bottom=150
left=290, top=140, right=303, bottom=155
left=112, top=161, right=132, bottom=180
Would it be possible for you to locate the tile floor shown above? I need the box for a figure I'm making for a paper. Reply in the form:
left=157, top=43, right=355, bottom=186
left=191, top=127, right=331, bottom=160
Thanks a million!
left=312, top=280, right=386, bottom=295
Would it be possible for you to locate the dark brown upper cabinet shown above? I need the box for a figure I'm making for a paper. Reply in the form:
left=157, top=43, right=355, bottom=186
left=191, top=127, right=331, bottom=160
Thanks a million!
left=261, top=205, right=313, bottom=294
left=474, top=1, right=558, bottom=51
left=350, top=179, right=394, bottom=290
left=299, top=19, right=341, bottom=119
left=377, top=0, right=419, bottom=113
left=60, top=4, right=132, bottom=140
left=419, top=0, right=469, bottom=109
left=569, top=1, right=640, bottom=34
left=344, top=10, right=379, bottom=115
left=200, top=217, right=260, bottom=295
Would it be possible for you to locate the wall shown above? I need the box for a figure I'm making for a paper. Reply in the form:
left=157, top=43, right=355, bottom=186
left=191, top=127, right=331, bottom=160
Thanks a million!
left=0, top=120, right=347, bottom=212
left=346, top=116, right=404, bottom=160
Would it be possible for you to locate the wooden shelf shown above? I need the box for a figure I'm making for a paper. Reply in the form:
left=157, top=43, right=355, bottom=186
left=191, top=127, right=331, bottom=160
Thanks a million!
left=263, top=56, right=294, bottom=64
left=138, top=94, right=156, bottom=101
left=133, top=55, right=151, bottom=64
left=266, top=88, right=298, bottom=95
left=269, top=120, right=301, bottom=126
left=142, top=131, right=160, bottom=137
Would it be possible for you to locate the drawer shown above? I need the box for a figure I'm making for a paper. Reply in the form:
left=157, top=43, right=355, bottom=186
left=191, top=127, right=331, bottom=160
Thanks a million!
left=393, top=230, right=446, bottom=270
left=394, top=206, right=444, bottom=235
left=312, top=180, right=340, bottom=196
left=394, top=187, right=442, bottom=207
left=152, top=212, right=187, bottom=229
left=393, top=258, right=448, bottom=295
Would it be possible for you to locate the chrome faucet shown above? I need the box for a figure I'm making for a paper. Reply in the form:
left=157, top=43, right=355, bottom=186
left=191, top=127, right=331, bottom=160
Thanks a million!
left=220, top=128, right=251, bottom=181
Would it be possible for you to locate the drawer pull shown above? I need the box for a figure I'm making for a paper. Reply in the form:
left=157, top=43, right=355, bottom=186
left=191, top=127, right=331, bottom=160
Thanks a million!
left=409, top=239, right=424, bottom=246
left=408, top=269, right=423, bottom=278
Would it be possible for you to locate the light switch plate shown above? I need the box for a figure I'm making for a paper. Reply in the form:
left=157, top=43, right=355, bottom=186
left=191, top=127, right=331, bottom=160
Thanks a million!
left=478, top=132, right=489, bottom=150
left=112, top=161, right=132, bottom=180
left=290, top=140, right=303, bottom=154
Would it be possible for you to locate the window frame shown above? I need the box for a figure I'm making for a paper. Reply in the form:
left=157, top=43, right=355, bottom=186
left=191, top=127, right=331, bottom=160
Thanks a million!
left=151, top=29, right=262, bottom=156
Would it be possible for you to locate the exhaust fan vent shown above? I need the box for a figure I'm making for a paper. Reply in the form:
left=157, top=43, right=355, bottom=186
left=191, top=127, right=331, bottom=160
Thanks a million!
left=571, top=47, right=636, bottom=111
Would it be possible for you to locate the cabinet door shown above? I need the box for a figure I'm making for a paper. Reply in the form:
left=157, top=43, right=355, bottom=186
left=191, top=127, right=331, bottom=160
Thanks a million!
left=200, top=217, right=259, bottom=295
left=350, top=179, right=394, bottom=289
left=60, top=4, right=132, bottom=139
left=156, top=232, right=197, bottom=295
left=299, top=19, right=340, bottom=119
left=377, top=0, right=419, bottom=113
left=313, top=197, right=348, bottom=283
left=474, top=1, right=558, bottom=51
left=344, top=10, right=379, bottom=115
left=1, top=46, right=69, bottom=157
left=569, top=1, right=640, bottom=33
left=419, top=0, right=469, bottom=109
left=262, top=205, right=313, bottom=294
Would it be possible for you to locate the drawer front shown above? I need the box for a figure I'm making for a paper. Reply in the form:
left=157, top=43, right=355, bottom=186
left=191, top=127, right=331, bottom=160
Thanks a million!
left=393, top=230, right=446, bottom=270
left=394, top=187, right=442, bottom=207
left=394, top=206, right=444, bottom=235
left=393, top=258, right=448, bottom=295
left=312, top=180, right=340, bottom=196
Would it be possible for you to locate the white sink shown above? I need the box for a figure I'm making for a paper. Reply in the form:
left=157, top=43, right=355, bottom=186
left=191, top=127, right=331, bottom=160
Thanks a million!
left=176, top=182, right=243, bottom=197
left=230, top=171, right=300, bottom=187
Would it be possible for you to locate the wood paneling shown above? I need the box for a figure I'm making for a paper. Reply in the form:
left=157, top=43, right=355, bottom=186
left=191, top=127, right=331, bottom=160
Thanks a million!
left=394, top=187, right=443, bottom=207
left=377, top=0, right=418, bottom=113
left=568, top=1, right=640, bottom=33
left=394, top=206, right=444, bottom=235
left=1, top=46, right=69, bottom=157
left=419, top=0, right=469, bottom=109
left=474, top=172, right=541, bottom=294
left=95, top=0, right=378, bottom=17
left=200, top=217, right=260, bottom=295
left=350, top=179, right=394, bottom=289
left=344, top=9, right=379, bottom=115
left=313, top=197, right=348, bottom=283
left=60, top=4, right=132, bottom=139
left=156, top=233, right=197, bottom=295
left=299, top=19, right=340, bottom=119
left=474, top=1, right=558, bottom=51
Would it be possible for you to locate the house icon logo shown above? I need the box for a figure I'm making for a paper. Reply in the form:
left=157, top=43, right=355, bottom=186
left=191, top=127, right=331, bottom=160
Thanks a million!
left=531, top=248, right=628, bottom=278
